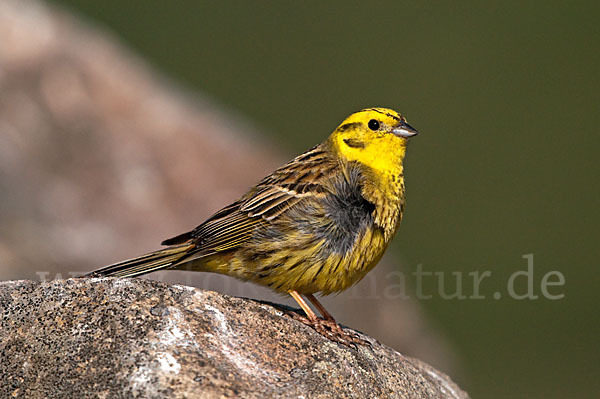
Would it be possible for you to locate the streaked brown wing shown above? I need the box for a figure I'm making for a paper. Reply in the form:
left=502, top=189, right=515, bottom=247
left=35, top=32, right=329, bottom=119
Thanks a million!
left=161, top=144, right=339, bottom=255
left=242, top=145, right=336, bottom=218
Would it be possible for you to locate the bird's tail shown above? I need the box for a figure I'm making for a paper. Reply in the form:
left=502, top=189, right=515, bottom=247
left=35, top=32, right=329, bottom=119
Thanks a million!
left=86, top=244, right=195, bottom=278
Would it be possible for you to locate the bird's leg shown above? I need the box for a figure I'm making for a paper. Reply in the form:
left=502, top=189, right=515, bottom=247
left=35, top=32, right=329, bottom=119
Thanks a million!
left=288, top=291, right=367, bottom=347
left=306, top=293, right=339, bottom=331
left=288, top=290, right=319, bottom=323
left=305, top=293, right=367, bottom=345
left=305, top=294, right=345, bottom=335
left=287, top=290, right=339, bottom=341
left=305, top=294, right=335, bottom=321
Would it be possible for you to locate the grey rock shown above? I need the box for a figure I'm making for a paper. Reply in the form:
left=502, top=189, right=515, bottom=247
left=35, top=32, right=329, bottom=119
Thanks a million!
left=0, top=278, right=469, bottom=399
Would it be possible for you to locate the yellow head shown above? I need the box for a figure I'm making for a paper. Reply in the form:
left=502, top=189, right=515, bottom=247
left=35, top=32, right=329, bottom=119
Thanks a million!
left=328, top=107, right=418, bottom=176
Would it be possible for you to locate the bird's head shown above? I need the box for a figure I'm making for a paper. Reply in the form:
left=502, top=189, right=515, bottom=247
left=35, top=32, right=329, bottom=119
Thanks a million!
left=328, top=107, right=418, bottom=175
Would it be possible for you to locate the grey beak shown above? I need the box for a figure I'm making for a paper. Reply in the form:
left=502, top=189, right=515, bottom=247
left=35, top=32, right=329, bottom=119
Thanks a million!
left=392, top=121, right=419, bottom=138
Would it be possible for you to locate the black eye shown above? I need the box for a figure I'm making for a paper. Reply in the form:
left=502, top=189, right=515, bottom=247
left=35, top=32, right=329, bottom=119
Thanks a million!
left=368, top=119, right=380, bottom=131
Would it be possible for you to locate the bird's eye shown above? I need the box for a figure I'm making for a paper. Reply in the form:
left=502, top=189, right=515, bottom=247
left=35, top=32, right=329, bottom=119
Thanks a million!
left=368, top=119, right=380, bottom=131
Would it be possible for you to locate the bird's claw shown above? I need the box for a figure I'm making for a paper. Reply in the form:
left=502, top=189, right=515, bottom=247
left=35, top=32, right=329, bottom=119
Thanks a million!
left=286, top=311, right=370, bottom=348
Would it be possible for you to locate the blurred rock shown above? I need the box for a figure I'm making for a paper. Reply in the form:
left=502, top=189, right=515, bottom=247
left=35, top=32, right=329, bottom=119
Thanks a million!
left=0, top=278, right=469, bottom=399
left=0, top=0, right=281, bottom=278
left=0, top=0, right=459, bottom=375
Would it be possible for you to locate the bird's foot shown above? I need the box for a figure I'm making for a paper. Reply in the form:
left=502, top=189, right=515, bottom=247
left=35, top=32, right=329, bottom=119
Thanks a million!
left=287, top=311, right=370, bottom=348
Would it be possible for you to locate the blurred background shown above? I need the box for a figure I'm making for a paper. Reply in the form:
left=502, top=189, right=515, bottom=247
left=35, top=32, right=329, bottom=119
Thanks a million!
left=0, top=1, right=598, bottom=397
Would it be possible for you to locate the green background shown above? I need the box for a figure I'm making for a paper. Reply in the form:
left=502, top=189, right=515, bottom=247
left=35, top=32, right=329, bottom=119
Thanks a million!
left=51, top=1, right=599, bottom=397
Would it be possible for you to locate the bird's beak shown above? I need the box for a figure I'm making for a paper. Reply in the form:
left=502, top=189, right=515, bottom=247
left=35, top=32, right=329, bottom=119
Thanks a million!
left=392, top=121, right=419, bottom=138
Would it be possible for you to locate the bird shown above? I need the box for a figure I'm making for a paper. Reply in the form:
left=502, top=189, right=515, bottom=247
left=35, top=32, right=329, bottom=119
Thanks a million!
left=87, top=107, right=418, bottom=345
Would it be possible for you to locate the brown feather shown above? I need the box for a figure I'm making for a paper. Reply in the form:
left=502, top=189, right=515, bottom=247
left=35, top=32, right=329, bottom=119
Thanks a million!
left=165, top=144, right=339, bottom=257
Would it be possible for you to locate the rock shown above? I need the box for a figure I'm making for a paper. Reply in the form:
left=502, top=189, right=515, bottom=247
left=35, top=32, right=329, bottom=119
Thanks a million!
left=0, top=278, right=469, bottom=399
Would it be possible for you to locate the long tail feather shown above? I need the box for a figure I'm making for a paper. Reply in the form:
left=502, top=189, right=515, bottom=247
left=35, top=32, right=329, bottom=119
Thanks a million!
left=86, top=244, right=195, bottom=278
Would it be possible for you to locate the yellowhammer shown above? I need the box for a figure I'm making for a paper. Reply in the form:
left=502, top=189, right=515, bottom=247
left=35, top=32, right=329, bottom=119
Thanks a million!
left=88, top=107, right=418, bottom=345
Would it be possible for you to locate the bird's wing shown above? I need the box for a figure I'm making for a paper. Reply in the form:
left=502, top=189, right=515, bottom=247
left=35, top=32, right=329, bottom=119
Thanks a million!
left=161, top=144, right=339, bottom=254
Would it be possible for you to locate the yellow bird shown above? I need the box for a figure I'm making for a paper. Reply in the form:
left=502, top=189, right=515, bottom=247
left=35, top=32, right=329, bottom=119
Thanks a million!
left=88, top=107, right=418, bottom=344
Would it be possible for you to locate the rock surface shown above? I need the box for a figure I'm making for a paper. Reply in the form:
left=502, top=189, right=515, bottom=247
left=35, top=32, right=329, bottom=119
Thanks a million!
left=0, top=278, right=468, bottom=399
